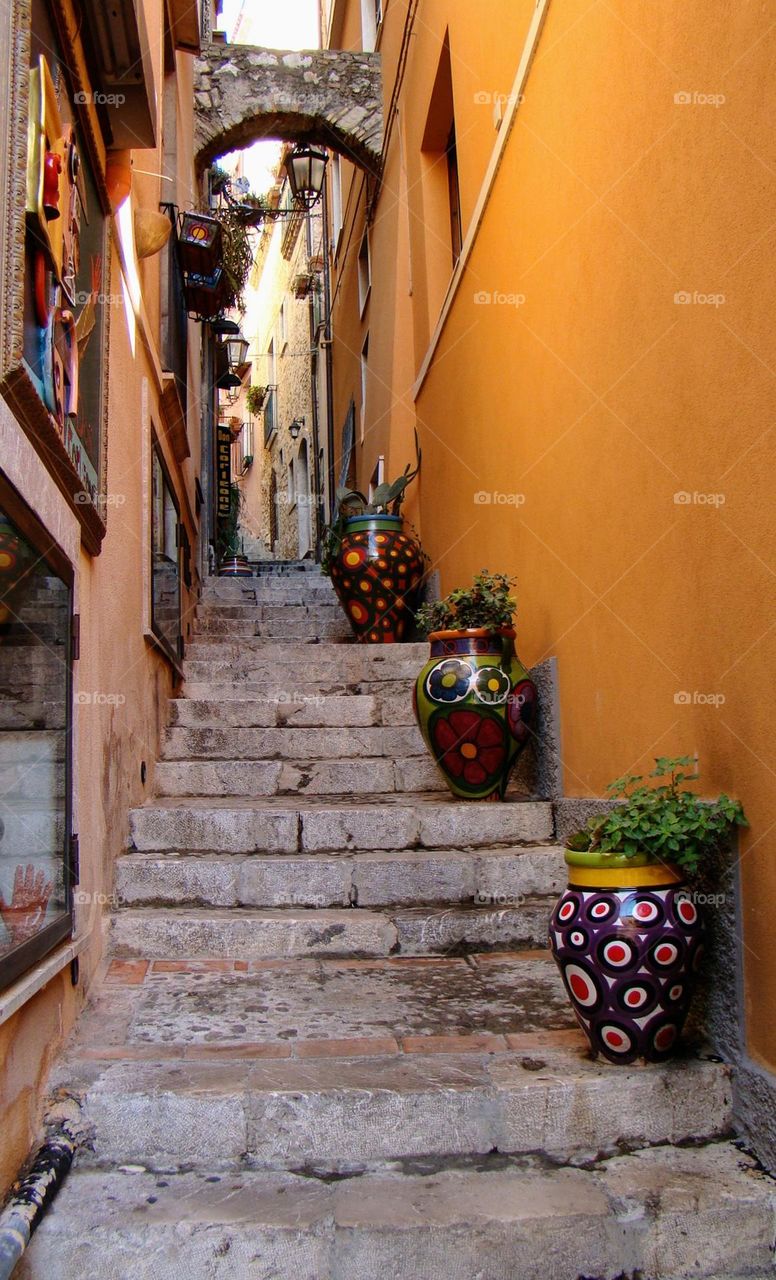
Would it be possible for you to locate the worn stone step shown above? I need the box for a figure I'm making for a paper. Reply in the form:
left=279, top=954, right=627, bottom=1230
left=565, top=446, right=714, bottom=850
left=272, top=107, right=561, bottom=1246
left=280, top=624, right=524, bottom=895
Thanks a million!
left=168, top=694, right=382, bottom=728
left=181, top=660, right=423, bottom=685
left=20, top=1145, right=773, bottom=1280
left=162, top=724, right=424, bottom=760
left=199, top=585, right=339, bottom=605
left=60, top=951, right=578, bottom=1052
left=52, top=1044, right=732, bottom=1171
left=129, top=796, right=554, bottom=854
left=153, top=756, right=417, bottom=797
left=110, top=894, right=555, bottom=957
left=115, top=845, right=566, bottom=908
left=185, top=639, right=426, bottom=663
left=111, top=907, right=398, bottom=960
left=195, top=603, right=342, bottom=624
left=152, top=754, right=486, bottom=797
left=179, top=684, right=417, bottom=723
left=193, top=620, right=351, bottom=640
left=182, top=659, right=423, bottom=684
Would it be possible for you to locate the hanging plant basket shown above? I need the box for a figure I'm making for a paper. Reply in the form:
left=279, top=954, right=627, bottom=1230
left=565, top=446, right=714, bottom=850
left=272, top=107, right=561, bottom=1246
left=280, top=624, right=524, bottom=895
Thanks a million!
left=246, top=385, right=268, bottom=416
left=293, top=271, right=313, bottom=299
left=177, top=212, right=223, bottom=274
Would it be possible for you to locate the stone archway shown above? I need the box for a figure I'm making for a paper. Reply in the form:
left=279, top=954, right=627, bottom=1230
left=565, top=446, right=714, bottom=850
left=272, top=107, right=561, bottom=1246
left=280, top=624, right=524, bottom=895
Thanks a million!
left=194, top=45, right=383, bottom=175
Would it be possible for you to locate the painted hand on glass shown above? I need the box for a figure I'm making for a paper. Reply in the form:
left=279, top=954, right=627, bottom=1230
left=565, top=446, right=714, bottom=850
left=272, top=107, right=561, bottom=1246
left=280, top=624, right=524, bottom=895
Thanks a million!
left=0, top=864, right=53, bottom=944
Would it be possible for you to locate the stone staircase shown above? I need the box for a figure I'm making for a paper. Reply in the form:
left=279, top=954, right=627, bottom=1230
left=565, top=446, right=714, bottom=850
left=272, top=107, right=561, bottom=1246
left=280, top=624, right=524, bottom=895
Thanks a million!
left=20, top=567, right=776, bottom=1278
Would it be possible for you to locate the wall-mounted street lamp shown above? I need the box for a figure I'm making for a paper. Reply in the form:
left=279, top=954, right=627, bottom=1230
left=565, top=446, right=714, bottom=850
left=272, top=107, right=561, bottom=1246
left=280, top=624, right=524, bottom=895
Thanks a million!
left=284, top=146, right=328, bottom=211
left=210, top=316, right=240, bottom=337
left=216, top=370, right=242, bottom=390
left=289, top=417, right=305, bottom=441
left=224, top=331, right=250, bottom=370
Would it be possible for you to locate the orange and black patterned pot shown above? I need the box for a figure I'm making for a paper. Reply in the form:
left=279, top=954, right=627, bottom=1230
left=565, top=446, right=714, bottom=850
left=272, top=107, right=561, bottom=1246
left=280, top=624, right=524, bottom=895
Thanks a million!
left=329, top=514, right=423, bottom=643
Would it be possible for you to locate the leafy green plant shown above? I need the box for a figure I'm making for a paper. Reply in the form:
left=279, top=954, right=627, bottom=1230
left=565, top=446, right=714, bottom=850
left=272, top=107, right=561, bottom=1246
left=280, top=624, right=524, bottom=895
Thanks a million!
left=415, top=570, right=516, bottom=636
left=321, top=431, right=421, bottom=576
left=566, top=756, right=748, bottom=874
left=216, top=483, right=243, bottom=562
left=218, top=208, right=254, bottom=312
left=246, top=385, right=268, bottom=417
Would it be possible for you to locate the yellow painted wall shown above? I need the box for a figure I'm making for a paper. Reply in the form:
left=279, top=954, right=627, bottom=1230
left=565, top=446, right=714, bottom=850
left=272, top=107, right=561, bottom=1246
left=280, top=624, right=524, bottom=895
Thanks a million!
left=330, top=0, right=776, bottom=1065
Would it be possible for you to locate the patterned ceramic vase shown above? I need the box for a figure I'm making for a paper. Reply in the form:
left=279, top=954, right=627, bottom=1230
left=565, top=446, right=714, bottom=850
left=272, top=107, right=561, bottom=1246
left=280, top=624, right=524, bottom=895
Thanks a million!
left=549, top=851, right=705, bottom=1063
left=413, top=627, right=537, bottom=800
left=219, top=555, right=252, bottom=577
left=329, top=514, right=423, bottom=643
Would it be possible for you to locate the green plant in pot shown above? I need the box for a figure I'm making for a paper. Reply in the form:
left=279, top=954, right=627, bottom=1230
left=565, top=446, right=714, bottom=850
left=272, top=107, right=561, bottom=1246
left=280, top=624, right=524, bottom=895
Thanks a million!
left=321, top=433, right=423, bottom=642
left=413, top=570, right=537, bottom=801
left=217, top=483, right=251, bottom=577
left=549, top=756, right=747, bottom=1064
left=245, top=385, right=268, bottom=417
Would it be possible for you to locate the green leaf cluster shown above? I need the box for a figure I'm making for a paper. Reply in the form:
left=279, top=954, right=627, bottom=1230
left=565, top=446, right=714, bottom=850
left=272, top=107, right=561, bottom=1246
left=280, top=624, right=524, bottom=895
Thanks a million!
left=321, top=431, right=421, bottom=576
left=567, top=756, right=748, bottom=875
left=245, top=385, right=268, bottom=417
left=415, top=570, right=516, bottom=635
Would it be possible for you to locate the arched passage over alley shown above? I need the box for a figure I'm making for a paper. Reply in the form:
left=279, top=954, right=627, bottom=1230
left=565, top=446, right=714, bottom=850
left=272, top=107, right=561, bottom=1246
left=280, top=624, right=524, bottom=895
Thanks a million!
left=194, top=45, right=383, bottom=175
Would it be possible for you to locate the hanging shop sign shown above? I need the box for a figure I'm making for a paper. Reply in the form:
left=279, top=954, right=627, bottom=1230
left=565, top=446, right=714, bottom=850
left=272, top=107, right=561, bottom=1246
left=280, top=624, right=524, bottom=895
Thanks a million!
left=216, top=423, right=232, bottom=520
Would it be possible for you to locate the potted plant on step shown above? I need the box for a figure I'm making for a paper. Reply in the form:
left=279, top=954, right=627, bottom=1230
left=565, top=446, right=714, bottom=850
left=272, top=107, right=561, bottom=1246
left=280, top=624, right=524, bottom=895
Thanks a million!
left=321, top=433, right=423, bottom=643
left=217, top=483, right=251, bottom=577
left=549, top=756, right=747, bottom=1064
left=413, top=571, right=537, bottom=800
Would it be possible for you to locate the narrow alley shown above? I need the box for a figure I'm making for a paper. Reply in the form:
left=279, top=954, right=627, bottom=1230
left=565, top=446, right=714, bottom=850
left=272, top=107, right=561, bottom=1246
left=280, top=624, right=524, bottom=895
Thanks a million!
left=1, top=0, right=775, bottom=1277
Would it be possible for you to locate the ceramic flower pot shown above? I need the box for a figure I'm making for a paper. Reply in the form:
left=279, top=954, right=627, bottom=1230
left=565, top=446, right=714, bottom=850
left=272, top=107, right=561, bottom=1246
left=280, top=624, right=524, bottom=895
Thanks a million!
left=413, top=627, right=537, bottom=800
left=329, top=514, right=423, bottom=643
left=219, top=555, right=252, bottom=578
left=549, top=850, right=705, bottom=1063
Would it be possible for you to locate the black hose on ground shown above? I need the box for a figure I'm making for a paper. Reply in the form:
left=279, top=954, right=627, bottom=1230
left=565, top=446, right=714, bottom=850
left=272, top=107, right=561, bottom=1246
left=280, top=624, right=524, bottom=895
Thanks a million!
left=0, top=1126, right=76, bottom=1279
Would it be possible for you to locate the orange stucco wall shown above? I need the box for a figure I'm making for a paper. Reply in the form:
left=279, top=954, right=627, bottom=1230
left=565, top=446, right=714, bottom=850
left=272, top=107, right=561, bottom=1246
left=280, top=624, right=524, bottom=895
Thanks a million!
left=329, top=0, right=776, bottom=1066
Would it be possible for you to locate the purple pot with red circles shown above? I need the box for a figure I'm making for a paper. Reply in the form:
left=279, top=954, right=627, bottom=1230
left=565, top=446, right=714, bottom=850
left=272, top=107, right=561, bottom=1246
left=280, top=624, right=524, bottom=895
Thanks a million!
left=549, top=850, right=705, bottom=1064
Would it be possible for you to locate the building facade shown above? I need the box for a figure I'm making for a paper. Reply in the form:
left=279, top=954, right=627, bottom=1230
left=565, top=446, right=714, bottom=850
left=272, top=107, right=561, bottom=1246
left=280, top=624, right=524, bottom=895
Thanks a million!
left=0, top=0, right=207, bottom=1193
left=322, top=0, right=776, bottom=1145
left=242, top=162, right=327, bottom=560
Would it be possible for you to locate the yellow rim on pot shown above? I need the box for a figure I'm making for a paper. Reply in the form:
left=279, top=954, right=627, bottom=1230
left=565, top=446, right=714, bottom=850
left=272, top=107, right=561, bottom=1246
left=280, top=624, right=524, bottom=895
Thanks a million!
left=567, top=863, right=684, bottom=889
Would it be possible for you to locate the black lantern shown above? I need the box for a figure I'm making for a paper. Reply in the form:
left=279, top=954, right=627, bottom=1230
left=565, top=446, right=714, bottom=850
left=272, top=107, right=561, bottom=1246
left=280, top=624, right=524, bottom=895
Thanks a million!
left=289, top=417, right=305, bottom=441
left=285, top=145, right=328, bottom=210
left=224, top=332, right=250, bottom=370
left=216, top=370, right=242, bottom=390
left=210, top=316, right=241, bottom=336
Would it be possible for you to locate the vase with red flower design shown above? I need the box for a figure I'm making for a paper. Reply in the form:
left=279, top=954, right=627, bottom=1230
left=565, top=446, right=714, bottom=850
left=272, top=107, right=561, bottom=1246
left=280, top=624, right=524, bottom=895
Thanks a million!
left=413, top=627, right=537, bottom=800
left=549, top=850, right=705, bottom=1063
left=329, top=514, right=423, bottom=643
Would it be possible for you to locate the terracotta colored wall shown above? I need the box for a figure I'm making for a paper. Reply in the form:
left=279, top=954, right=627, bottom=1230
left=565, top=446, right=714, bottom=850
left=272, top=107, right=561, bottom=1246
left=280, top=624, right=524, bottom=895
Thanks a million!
left=0, top=974, right=78, bottom=1194
left=0, top=0, right=202, bottom=1195
left=329, top=0, right=776, bottom=1067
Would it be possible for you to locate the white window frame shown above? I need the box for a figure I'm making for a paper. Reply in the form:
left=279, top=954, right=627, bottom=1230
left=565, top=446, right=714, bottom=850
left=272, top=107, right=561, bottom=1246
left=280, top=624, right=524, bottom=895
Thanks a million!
left=330, top=153, right=343, bottom=257
left=360, top=0, right=382, bottom=50
left=357, top=229, right=371, bottom=316
left=360, top=332, right=369, bottom=441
